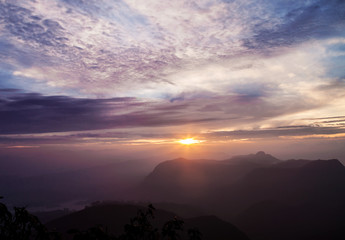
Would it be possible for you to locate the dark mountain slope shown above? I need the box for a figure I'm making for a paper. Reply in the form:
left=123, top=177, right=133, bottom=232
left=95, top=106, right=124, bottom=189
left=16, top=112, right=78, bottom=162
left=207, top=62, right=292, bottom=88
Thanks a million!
left=236, top=200, right=345, bottom=240
left=209, top=159, right=345, bottom=218
left=185, top=215, right=249, bottom=240
left=271, top=159, right=311, bottom=168
left=224, top=160, right=345, bottom=240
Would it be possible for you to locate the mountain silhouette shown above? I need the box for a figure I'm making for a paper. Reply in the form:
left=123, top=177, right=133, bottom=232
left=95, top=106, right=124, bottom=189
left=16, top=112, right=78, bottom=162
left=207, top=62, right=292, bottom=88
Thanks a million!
left=139, top=153, right=345, bottom=240
left=140, top=152, right=279, bottom=202
left=46, top=203, right=250, bottom=240
left=207, top=158, right=345, bottom=212
left=210, top=159, right=345, bottom=240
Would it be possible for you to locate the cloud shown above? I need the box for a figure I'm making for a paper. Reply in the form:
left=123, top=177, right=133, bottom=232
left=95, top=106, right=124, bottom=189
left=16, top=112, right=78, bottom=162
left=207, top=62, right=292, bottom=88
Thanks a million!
left=1, top=116, right=344, bottom=146
left=0, top=2, right=66, bottom=47
left=5, top=145, right=40, bottom=149
left=0, top=0, right=343, bottom=98
left=0, top=82, right=330, bottom=137
left=0, top=0, right=180, bottom=96
left=244, top=0, right=345, bottom=51
left=0, top=90, right=140, bottom=134
left=205, top=125, right=345, bottom=140
left=0, top=90, right=225, bottom=134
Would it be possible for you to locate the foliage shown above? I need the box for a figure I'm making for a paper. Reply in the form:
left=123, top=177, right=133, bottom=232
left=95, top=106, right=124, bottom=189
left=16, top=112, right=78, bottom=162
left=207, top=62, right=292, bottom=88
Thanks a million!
left=0, top=196, right=59, bottom=240
left=161, top=217, right=184, bottom=240
left=119, top=204, right=201, bottom=240
left=187, top=228, right=202, bottom=240
left=69, top=203, right=202, bottom=240
left=119, top=204, right=159, bottom=240
left=1, top=197, right=201, bottom=240
left=68, top=226, right=117, bottom=240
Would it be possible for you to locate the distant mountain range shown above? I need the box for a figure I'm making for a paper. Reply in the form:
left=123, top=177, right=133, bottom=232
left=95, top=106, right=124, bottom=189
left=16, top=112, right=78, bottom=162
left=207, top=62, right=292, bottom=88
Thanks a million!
left=139, top=151, right=345, bottom=240
left=0, top=159, right=155, bottom=208
left=3, top=151, right=345, bottom=239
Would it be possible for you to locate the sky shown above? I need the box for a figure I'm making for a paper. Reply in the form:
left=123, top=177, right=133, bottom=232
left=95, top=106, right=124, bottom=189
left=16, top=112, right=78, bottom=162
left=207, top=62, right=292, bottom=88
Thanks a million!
left=0, top=0, right=345, bottom=163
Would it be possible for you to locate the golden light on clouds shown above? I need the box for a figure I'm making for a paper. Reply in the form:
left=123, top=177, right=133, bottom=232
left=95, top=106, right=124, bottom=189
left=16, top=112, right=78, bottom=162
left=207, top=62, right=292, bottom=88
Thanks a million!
left=5, top=145, right=40, bottom=149
left=279, top=133, right=345, bottom=140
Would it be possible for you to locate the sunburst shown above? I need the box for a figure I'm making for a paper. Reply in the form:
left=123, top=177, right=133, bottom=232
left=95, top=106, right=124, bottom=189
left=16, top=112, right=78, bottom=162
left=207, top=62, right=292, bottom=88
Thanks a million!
left=178, top=138, right=202, bottom=145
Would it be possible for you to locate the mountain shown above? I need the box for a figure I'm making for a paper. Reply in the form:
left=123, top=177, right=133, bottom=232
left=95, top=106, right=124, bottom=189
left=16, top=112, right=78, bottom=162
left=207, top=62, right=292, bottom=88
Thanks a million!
left=140, top=152, right=279, bottom=202
left=210, top=159, right=345, bottom=240
left=140, top=153, right=345, bottom=240
left=270, top=159, right=311, bottom=168
left=46, top=203, right=250, bottom=240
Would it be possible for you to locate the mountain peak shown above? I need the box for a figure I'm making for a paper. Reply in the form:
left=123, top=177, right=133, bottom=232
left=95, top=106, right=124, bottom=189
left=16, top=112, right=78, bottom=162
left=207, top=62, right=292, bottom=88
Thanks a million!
left=256, top=151, right=266, bottom=156
left=226, top=151, right=280, bottom=166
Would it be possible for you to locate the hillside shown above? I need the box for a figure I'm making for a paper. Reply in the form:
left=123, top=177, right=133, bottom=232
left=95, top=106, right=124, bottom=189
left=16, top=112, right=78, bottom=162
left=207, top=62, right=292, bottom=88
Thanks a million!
left=47, top=203, right=250, bottom=240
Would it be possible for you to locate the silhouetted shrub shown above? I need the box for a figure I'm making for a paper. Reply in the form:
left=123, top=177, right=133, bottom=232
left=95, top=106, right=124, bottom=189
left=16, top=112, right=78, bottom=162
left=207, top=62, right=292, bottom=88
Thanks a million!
left=0, top=196, right=59, bottom=240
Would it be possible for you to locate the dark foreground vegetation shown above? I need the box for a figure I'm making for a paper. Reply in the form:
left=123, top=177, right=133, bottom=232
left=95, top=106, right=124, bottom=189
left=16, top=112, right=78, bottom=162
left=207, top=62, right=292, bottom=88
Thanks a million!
left=1, top=197, right=202, bottom=240
left=0, top=196, right=58, bottom=240
left=1, top=196, right=249, bottom=240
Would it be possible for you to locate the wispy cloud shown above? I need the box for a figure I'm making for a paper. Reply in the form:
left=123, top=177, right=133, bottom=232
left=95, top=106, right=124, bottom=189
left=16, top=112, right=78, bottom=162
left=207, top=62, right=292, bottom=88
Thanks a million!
left=5, top=145, right=40, bottom=149
left=1, top=0, right=344, bottom=98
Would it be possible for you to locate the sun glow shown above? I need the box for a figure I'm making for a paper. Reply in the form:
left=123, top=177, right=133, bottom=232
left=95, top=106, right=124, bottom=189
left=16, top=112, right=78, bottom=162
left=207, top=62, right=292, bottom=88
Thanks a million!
left=178, top=138, right=202, bottom=145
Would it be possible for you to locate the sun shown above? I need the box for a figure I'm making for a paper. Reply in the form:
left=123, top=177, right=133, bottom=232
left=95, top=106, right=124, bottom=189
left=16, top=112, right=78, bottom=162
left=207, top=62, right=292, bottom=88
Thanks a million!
left=178, top=138, right=202, bottom=145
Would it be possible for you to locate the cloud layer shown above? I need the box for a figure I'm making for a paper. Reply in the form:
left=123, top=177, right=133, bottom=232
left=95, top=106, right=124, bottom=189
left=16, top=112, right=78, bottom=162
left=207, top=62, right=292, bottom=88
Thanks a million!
left=0, top=0, right=344, bottom=96
left=0, top=0, right=345, bottom=145
left=1, top=89, right=344, bottom=146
